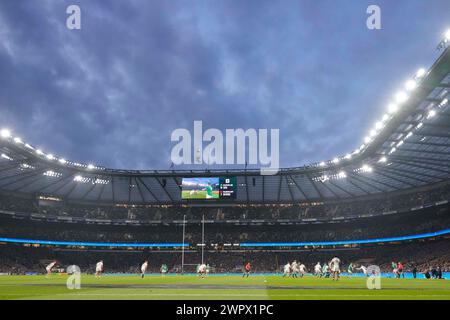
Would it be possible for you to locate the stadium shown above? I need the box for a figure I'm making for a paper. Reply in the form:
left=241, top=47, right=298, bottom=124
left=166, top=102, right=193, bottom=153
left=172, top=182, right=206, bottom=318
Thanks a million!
left=1, top=2, right=450, bottom=302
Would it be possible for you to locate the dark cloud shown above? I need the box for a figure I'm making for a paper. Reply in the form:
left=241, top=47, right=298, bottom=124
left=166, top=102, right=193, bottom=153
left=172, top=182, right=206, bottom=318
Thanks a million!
left=0, top=0, right=449, bottom=170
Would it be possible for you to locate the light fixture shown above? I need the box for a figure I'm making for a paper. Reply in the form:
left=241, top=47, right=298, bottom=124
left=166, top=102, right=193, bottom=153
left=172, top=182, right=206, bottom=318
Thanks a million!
left=338, top=171, right=346, bottom=178
left=87, top=164, right=95, bottom=170
left=0, top=129, right=11, bottom=138
left=395, top=91, right=408, bottom=104
left=379, top=156, right=387, bottom=163
left=1, top=153, right=12, bottom=160
left=388, top=103, right=398, bottom=114
left=375, top=122, right=383, bottom=130
left=416, top=68, right=426, bottom=78
left=59, top=158, right=67, bottom=164
left=445, top=29, right=450, bottom=41
left=405, top=79, right=417, bottom=91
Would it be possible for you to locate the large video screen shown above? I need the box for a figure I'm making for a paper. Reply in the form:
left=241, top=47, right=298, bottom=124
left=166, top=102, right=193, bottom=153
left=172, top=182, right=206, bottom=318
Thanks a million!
left=182, top=177, right=236, bottom=200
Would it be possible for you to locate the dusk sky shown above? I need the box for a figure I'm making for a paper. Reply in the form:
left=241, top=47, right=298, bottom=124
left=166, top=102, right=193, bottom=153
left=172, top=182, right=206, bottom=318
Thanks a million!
left=1, top=0, right=449, bottom=170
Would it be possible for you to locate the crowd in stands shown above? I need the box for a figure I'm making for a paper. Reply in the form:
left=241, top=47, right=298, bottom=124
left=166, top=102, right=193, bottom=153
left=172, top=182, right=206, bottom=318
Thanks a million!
left=0, top=183, right=449, bottom=222
left=0, top=205, right=448, bottom=244
left=0, top=184, right=448, bottom=276
left=0, top=239, right=448, bottom=275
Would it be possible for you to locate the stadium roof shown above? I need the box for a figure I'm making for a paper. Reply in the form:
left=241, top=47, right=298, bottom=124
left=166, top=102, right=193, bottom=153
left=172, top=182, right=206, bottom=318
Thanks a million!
left=1, top=45, right=450, bottom=205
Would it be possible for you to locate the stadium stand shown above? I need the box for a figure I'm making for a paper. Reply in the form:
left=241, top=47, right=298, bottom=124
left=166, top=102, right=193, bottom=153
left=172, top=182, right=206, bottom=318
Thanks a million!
left=0, top=38, right=449, bottom=277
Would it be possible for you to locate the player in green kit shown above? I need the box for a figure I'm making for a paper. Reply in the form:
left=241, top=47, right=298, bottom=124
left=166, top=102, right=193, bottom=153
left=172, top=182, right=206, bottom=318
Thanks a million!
left=160, top=264, right=168, bottom=276
left=391, top=262, right=398, bottom=278
left=322, top=263, right=329, bottom=278
left=347, top=263, right=354, bottom=277
left=204, top=183, right=213, bottom=199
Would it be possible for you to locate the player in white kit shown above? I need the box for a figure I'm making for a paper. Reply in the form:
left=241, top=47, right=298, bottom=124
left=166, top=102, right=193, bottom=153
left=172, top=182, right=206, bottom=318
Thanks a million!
left=95, top=260, right=103, bottom=278
left=330, top=257, right=341, bottom=281
left=357, top=265, right=368, bottom=276
left=314, top=262, right=322, bottom=277
left=198, top=263, right=207, bottom=278
left=299, top=263, right=307, bottom=278
left=291, top=261, right=299, bottom=278
left=140, top=260, right=148, bottom=278
left=45, top=261, right=57, bottom=277
left=283, top=262, right=291, bottom=277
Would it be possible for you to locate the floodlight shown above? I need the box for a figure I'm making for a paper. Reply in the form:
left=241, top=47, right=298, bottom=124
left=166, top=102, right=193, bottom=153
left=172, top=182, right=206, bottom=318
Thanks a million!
left=405, top=79, right=417, bottom=91
left=0, top=129, right=11, bottom=138
left=441, top=98, right=448, bottom=106
left=416, top=68, right=426, bottom=78
left=395, top=91, right=408, bottom=103
left=445, top=29, right=450, bottom=41
left=388, top=103, right=398, bottom=114
left=375, top=122, right=383, bottom=130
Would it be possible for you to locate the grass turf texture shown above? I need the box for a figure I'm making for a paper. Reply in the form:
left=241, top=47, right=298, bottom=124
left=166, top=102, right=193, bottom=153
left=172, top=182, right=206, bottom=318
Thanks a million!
left=181, top=190, right=219, bottom=199
left=0, top=275, right=449, bottom=300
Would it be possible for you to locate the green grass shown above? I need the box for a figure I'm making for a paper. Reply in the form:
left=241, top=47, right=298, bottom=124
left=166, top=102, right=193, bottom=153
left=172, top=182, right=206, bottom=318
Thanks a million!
left=181, top=190, right=220, bottom=199
left=0, top=275, right=449, bottom=300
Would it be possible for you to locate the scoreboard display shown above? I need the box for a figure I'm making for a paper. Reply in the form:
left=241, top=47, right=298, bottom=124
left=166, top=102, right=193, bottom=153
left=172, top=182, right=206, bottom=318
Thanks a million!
left=218, top=177, right=237, bottom=199
left=181, top=177, right=237, bottom=200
